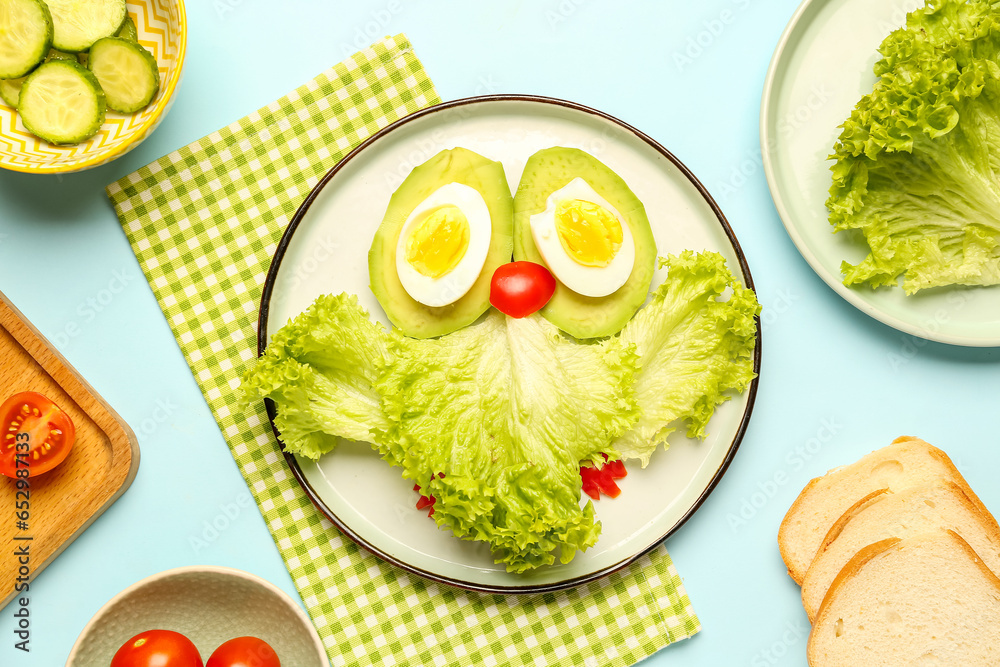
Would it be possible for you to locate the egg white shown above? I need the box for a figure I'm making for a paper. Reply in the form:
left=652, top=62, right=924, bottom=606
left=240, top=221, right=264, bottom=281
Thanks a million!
left=395, top=182, right=493, bottom=308
left=529, top=178, right=635, bottom=298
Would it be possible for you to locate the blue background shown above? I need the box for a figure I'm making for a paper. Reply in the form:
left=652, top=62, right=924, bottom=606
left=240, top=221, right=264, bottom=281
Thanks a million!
left=2, top=1, right=999, bottom=665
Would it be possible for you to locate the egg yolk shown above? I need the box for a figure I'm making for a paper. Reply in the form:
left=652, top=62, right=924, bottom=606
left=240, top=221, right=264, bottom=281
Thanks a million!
left=554, top=199, right=623, bottom=268
left=405, top=205, right=471, bottom=278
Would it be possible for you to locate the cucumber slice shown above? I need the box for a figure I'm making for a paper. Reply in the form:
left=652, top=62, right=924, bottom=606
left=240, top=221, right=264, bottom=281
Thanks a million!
left=0, top=49, right=73, bottom=109
left=46, top=0, right=126, bottom=52
left=0, top=76, right=24, bottom=108
left=0, top=0, right=53, bottom=79
left=19, top=60, right=105, bottom=144
left=88, top=37, right=158, bottom=113
left=117, top=14, right=137, bottom=42
left=45, top=48, right=76, bottom=62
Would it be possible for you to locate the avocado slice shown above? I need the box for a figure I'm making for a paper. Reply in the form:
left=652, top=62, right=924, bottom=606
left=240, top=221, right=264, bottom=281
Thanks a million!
left=513, top=147, right=657, bottom=339
left=369, top=147, right=513, bottom=338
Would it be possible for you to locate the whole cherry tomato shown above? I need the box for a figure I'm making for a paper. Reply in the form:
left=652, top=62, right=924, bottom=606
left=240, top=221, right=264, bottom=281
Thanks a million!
left=489, top=261, right=557, bottom=318
left=0, top=391, right=76, bottom=478
left=111, top=629, right=203, bottom=667
left=206, top=636, right=281, bottom=667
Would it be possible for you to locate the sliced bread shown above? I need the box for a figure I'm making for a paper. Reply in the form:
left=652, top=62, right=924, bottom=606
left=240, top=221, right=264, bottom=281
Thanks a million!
left=800, top=480, right=1000, bottom=621
left=778, top=436, right=987, bottom=583
left=808, top=530, right=1000, bottom=666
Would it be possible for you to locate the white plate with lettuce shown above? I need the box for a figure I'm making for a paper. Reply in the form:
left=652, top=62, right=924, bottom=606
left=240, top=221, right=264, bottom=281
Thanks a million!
left=251, top=96, right=760, bottom=593
left=762, top=0, right=1000, bottom=346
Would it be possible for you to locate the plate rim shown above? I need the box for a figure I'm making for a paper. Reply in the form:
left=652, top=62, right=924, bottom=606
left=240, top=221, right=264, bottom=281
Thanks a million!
left=760, top=0, right=1000, bottom=348
left=256, top=93, right=762, bottom=594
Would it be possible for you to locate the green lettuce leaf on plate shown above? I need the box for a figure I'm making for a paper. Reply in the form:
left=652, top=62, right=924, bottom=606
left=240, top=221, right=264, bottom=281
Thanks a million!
left=240, top=293, right=395, bottom=462
left=380, top=311, right=638, bottom=572
left=613, top=251, right=759, bottom=466
left=241, top=251, right=759, bottom=571
left=828, top=0, right=1000, bottom=293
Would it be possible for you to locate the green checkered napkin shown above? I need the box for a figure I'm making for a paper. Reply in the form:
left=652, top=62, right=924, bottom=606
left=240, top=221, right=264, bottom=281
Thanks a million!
left=106, top=34, right=699, bottom=667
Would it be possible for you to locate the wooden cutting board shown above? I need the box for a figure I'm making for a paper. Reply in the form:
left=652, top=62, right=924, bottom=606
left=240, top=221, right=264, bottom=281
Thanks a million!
left=0, top=291, right=139, bottom=608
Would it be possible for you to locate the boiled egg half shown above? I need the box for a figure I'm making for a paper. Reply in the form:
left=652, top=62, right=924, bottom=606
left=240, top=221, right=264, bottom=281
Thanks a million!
left=395, top=182, right=492, bottom=307
left=529, top=178, right=635, bottom=298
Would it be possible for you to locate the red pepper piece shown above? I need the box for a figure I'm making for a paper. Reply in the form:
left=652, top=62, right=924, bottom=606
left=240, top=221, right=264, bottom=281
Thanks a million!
left=579, top=455, right=628, bottom=500
left=413, top=473, right=445, bottom=517
left=598, top=473, right=622, bottom=499
left=605, top=459, right=627, bottom=478
left=581, top=473, right=601, bottom=500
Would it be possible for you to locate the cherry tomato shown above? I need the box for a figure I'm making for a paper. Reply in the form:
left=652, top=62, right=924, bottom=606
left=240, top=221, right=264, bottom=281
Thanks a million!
left=0, top=391, right=76, bottom=478
left=111, top=629, right=203, bottom=667
left=489, top=262, right=557, bottom=318
left=207, top=636, right=281, bottom=667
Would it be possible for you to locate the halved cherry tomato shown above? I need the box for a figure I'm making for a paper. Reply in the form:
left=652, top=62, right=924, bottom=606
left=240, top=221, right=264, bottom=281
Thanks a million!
left=580, top=456, right=628, bottom=500
left=111, top=629, right=203, bottom=667
left=489, top=262, right=557, bottom=318
left=206, top=636, right=280, bottom=667
left=0, top=391, right=76, bottom=479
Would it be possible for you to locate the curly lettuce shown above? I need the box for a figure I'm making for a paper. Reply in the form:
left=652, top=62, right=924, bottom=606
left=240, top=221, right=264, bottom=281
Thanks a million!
left=240, top=293, right=394, bottom=461
left=612, top=252, right=759, bottom=466
left=241, top=252, right=758, bottom=571
left=828, top=0, right=1000, bottom=293
left=379, top=311, right=638, bottom=572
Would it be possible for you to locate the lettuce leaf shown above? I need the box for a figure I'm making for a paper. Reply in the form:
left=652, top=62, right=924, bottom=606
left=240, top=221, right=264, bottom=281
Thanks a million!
left=242, top=297, right=640, bottom=572
left=612, top=251, right=759, bottom=466
left=241, top=252, right=758, bottom=571
left=241, top=293, right=394, bottom=461
left=828, top=0, right=1000, bottom=293
left=379, top=311, right=638, bottom=572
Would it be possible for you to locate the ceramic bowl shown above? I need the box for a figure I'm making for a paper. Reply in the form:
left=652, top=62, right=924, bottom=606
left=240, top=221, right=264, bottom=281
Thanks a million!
left=66, top=566, right=328, bottom=666
left=0, top=0, right=187, bottom=174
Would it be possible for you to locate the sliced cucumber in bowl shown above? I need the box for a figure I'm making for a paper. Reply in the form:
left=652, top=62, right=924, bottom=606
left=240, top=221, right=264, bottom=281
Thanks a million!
left=0, top=0, right=53, bottom=79
left=2, top=1, right=160, bottom=145
left=45, top=0, right=126, bottom=52
left=1, top=48, right=82, bottom=110
left=87, top=37, right=159, bottom=113
left=117, top=14, right=138, bottom=42
left=18, top=60, right=105, bottom=144
left=0, top=77, right=25, bottom=108
left=45, top=47, right=76, bottom=62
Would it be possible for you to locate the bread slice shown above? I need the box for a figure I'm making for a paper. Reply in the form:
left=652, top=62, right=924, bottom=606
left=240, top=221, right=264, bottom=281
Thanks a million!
left=778, top=436, right=987, bottom=583
left=808, top=530, right=1000, bottom=666
left=801, top=480, right=1000, bottom=621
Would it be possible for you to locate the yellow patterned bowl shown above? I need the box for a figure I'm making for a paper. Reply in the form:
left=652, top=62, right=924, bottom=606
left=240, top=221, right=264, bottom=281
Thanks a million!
left=0, top=0, right=187, bottom=174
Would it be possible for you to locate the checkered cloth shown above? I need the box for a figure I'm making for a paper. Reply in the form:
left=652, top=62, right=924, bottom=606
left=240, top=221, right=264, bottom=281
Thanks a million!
left=106, top=35, right=699, bottom=667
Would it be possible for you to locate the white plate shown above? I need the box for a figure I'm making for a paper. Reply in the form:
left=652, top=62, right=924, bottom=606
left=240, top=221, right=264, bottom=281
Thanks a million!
left=259, top=96, right=760, bottom=593
left=761, top=0, right=1000, bottom=346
